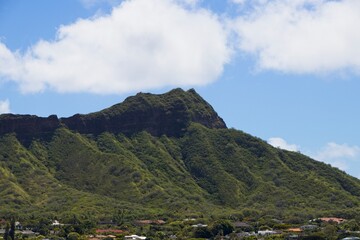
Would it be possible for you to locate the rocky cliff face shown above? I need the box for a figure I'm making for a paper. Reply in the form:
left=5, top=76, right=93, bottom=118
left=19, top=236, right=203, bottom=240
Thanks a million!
left=62, top=88, right=226, bottom=137
left=0, top=114, right=60, bottom=145
left=0, top=89, right=226, bottom=140
left=61, top=98, right=192, bottom=137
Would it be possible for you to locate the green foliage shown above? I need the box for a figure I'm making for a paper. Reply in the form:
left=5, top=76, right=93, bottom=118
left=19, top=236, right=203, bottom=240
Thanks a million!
left=9, top=219, right=15, bottom=240
left=67, top=232, right=80, bottom=240
left=193, top=227, right=212, bottom=239
left=3, top=222, right=9, bottom=240
left=210, top=220, right=234, bottom=236
left=341, top=219, right=360, bottom=231
left=1, top=89, right=360, bottom=222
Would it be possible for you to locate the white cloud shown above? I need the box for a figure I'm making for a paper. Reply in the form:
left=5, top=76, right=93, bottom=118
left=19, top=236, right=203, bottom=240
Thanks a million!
left=268, top=137, right=299, bottom=151
left=267, top=138, right=360, bottom=176
left=0, top=0, right=230, bottom=94
left=315, top=142, right=360, bottom=160
left=312, top=142, right=360, bottom=171
left=176, top=0, right=200, bottom=6
left=231, top=0, right=246, bottom=5
left=232, top=0, right=360, bottom=74
left=0, top=99, right=10, bottom=114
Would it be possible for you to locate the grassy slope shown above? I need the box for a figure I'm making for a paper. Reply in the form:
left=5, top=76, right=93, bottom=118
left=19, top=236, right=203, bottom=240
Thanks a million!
left=1, top=88, right=360, bottom=221
left=181, top=125, right=360, bottom=218
left=1, top=123, right=360, bottom=220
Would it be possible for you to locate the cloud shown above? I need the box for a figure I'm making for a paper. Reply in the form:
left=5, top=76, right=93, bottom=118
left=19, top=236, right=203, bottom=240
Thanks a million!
left=0, top=0, right=230, bottom=94
left=176, top=0, right=200, bottom=6
left=267, top=138, right=360, bottom=176
left=232, top=0, right=360, bottom=74
left=230, top=0, right=246, bottom=5
left=268, top=137, right=299, bottom=151
left=0, top=99, right=10, bottom=114
left=312, top=142, right=360, bottom=170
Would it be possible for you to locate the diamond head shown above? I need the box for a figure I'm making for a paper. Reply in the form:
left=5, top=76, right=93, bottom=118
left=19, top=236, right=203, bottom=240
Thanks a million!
left=1, top=88, right=360, bottom=221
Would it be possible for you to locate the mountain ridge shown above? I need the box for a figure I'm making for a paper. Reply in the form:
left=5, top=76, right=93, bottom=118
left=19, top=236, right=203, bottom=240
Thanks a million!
left=0, top=88, right=360, bottom=221
left=0, top=88, right=226, bottom=143
left=61, top=88, right=226, bottom=137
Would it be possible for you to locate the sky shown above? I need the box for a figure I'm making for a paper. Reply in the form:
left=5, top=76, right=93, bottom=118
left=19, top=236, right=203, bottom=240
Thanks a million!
left=0, top=0, right=360, bottom=178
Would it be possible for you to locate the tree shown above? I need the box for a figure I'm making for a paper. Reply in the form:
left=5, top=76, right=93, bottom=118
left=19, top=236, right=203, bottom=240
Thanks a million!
left=4, top=222, right=10, bottom=240
left=193, top=227, right=212, bottom=238
left=210, top=220, right=234, bottom=237
left=322, top=224, right=337, bottom=240
left=113, top=209, right=127, bottom=226
left=9, top=218, right=15, bottom=240
left=34, top=218, right=51, bottom=236
left=67, top=232, right=80, bottom=240
left=341, top=219, right=360, bottom=231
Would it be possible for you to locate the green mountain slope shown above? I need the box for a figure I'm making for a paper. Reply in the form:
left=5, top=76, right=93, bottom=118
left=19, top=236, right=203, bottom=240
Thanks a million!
left=0, top=88, right=359, bottom=221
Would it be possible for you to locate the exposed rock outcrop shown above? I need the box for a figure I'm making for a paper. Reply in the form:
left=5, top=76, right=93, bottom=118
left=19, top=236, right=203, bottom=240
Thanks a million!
left=0, top=114, right=60, bottom=145
left=0, top=89, right=226, bottom=140
left=62, top=88, right=226, bottom=137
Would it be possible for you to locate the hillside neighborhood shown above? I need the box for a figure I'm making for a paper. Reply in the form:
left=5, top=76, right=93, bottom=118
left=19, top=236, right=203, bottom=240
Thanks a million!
left=1, top=216, right=360, bottom=240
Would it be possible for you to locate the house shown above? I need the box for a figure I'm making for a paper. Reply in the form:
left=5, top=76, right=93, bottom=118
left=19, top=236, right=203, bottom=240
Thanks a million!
left=89, top=234, right=106, bottom=240
left=233, top=222, right=251, bottom=228
left=134, top=220, right=166, bottom=226
left=124, top=235, right=147, bottom=240
left=236, top=232, right=254, bottom=238
left=287, top=228, right=302, bottom=233
left=191, top=223, right=208, bottom=228
left=152, top=220, right=166, bottom=225
left=89, top=235, right=117, bottom=240
left=257, top=230, right=278, bottom=236
left=234, top=222, right=252, bottom=232
left=52, top=220, right=63, bottom=226
left=300, top=225, right=318, bottom=231
left=21, top=230, right=38, bottom=236
left=319, top=217, right=346, bottom=224
left=135, top=220, right=152, bottom=225
left=15, top=221, right=22, bottom=230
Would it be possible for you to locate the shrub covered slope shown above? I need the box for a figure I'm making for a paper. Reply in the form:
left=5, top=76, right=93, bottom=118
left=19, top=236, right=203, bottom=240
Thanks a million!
left=0, top=88, right=359, bottom=220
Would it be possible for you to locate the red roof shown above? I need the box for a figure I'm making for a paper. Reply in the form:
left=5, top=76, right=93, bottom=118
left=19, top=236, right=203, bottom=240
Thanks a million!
left=319, top=218, right=346, bottom=224
left=135, top=220, right=152, bottom=225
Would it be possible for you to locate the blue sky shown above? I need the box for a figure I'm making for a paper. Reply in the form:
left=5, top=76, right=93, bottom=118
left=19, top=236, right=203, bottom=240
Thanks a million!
left=0, top=0, right=360, bottom=179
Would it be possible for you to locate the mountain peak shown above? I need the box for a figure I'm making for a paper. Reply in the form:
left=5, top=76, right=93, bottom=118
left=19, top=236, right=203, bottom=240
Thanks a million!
left=61, top=88, right=226, bottom=137
left=0, top=88, right=226, bottom=141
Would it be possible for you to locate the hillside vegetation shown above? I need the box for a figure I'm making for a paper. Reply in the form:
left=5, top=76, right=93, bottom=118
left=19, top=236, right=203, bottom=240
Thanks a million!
left=0, top=88, right=360, bottom=222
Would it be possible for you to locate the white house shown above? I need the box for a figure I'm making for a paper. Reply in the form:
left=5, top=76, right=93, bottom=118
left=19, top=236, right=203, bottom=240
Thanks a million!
left=191, top=223, right=208, bottom=228
left=52, top=220, right=62, bottom=226
left=124, top=235, right=147, bottom=240
left=257, top=230, right=277, bottom=236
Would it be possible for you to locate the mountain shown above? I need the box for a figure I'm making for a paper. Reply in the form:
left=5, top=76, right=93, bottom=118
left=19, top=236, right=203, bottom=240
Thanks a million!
left=61, top=88, right=226, bottom=137
left=0, top=88, right=360, bottom=221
